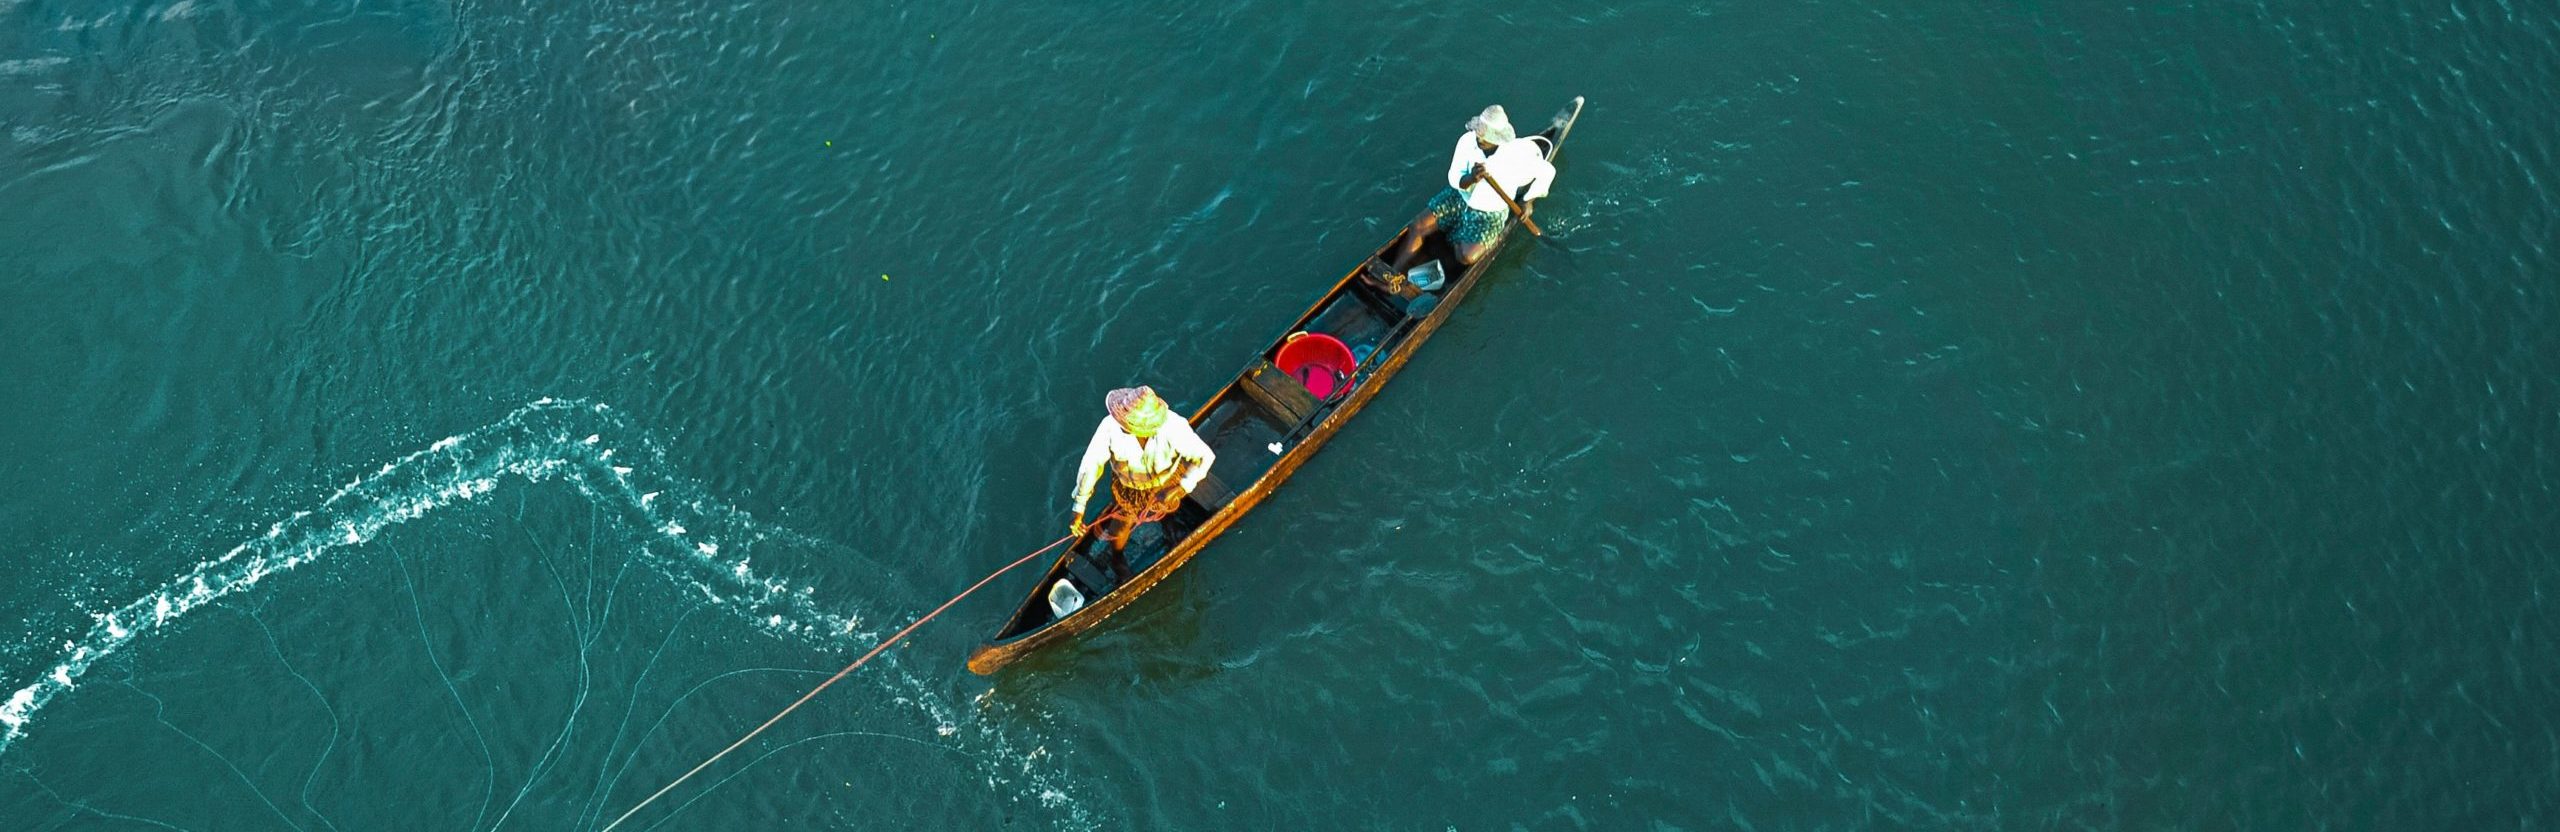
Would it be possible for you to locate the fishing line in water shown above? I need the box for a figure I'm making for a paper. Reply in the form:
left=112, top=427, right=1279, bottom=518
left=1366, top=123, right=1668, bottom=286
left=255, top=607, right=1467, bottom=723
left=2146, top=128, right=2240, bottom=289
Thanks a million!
left=1, top=401, right=1103, bottom=828
left=598, top=531, right=1079, bottom=832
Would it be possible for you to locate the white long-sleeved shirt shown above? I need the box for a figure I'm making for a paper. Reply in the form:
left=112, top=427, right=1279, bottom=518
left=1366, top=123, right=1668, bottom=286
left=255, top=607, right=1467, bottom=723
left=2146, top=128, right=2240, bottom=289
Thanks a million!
left=1444, top=133, right=1556, bottom=213
left=1071, top=415, right=1215, bottom=514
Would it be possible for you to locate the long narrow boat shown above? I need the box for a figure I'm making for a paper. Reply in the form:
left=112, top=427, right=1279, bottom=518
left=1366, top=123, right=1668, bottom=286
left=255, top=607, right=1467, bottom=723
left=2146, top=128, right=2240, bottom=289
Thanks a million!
left=967, top=97, right=1586, bottom=674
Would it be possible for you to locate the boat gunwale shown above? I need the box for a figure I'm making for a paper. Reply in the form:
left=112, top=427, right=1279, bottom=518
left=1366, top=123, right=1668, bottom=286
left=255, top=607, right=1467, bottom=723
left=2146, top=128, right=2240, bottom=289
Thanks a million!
left=967, top=98, right=1584, bottom=674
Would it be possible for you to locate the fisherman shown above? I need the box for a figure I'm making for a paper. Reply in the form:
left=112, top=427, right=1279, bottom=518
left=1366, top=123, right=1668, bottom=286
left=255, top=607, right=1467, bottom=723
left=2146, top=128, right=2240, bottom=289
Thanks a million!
left=1383, top=104, right=1558, bottom=275
left=1069, top=386, right=1215, bottom=577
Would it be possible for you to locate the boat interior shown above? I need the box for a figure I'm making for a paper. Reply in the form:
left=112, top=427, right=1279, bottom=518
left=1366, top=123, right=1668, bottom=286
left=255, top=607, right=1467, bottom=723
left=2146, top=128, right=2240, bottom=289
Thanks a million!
left=999, top=241, right=1459, bottom=638
left=992, top=114, right=1575, bottom=641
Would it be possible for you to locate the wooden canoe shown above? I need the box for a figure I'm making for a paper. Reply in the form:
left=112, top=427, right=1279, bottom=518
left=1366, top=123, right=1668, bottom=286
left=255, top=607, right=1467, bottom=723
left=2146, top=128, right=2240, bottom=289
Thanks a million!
left=966, top=96, right=1586, bottom=674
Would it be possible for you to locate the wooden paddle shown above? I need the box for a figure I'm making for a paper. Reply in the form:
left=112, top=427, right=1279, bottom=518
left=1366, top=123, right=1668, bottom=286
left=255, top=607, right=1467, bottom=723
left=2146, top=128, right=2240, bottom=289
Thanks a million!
left=1469, top=163, right=1543, bottom=237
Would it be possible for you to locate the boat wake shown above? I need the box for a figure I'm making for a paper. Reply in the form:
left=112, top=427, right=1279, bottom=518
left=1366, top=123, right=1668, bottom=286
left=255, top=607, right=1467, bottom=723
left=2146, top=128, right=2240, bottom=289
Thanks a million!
left=0, top=398, right=1092, bottom=828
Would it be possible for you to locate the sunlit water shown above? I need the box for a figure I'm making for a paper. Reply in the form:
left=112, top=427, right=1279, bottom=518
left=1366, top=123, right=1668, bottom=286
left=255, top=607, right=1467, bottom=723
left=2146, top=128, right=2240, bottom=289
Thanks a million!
left=4, top=0, right=2554, bottom=828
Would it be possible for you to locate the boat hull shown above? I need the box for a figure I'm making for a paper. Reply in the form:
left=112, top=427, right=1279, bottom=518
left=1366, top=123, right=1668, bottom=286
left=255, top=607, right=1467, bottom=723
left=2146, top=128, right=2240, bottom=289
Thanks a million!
left=968, top=97, right=1587, bottom=674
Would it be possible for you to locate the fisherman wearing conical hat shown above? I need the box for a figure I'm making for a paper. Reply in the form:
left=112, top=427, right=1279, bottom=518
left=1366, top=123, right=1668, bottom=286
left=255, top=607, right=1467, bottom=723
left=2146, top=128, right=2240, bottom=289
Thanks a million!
left=1384, top=104, right=1560, bottom=274
left=1070, top=386, right=1216, bottom=575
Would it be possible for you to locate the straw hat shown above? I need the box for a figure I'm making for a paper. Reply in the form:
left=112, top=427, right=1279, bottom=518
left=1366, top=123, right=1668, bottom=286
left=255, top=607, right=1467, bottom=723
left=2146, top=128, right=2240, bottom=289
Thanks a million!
left=1467, top=105, right=1515, bottom=145
left=1106, top=386, right=1168, bottom=437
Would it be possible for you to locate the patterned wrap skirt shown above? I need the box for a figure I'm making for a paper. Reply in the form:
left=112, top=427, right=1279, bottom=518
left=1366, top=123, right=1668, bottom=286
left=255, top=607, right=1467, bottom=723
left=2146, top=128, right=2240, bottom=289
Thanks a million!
left=1109, top=463, right=1189, bottom=524
left=1427, top=187, right=1506, bottom=246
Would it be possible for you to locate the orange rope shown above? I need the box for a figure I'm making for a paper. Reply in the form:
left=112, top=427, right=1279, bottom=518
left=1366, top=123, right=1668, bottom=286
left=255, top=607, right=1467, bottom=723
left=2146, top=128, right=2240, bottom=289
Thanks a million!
left=597, top=532, right=1076, bottom=832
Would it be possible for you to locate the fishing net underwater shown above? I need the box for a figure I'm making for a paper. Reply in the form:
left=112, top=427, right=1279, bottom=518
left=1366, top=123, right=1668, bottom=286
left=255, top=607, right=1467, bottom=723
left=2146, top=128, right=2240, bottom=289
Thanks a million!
left=0, top=399, right=1098, bottom=830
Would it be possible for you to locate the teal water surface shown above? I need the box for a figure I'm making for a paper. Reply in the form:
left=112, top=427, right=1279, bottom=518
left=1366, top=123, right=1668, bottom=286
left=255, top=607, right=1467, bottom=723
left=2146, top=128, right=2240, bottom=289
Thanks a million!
left=4, top=0, right=2555, bottom=828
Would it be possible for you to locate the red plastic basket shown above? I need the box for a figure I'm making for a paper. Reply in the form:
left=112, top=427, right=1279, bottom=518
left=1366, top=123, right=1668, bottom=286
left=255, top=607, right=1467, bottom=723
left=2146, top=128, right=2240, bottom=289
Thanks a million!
left=1275, top=332, right=1358, bottom=399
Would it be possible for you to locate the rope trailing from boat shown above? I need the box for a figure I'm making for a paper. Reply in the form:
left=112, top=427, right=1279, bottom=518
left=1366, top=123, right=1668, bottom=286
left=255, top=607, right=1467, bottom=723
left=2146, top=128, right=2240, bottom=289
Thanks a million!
left=597, top=531, right=1077, bottom=832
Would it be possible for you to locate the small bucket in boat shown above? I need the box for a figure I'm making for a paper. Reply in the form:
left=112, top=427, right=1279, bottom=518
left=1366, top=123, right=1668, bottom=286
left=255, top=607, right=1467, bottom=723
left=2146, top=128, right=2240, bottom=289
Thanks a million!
left=1047, top=578, right=1086, bottom=618
left=1408, top=259, right=1446, bottom=291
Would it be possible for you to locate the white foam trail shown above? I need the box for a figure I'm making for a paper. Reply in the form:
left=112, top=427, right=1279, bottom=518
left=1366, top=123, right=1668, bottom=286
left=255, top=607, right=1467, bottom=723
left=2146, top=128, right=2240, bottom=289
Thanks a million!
left=0, top=398, right=1099, bottom=829
left=0, top=399, right=851, bottom=753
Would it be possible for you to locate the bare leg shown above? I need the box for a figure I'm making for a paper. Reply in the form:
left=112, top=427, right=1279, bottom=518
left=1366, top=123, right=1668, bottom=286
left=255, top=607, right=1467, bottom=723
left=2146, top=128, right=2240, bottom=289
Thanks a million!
left=1099, top=514, right=1138, bottom=579
left=1385, top=211, right=1440, bottom=273
left=1454, top=237, right=1489, bottom=265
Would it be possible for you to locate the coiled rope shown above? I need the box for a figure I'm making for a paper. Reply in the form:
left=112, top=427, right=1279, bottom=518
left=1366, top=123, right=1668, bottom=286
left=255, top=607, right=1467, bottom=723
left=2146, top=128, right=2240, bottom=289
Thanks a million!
left=596, top=531, right=1077, bottom=832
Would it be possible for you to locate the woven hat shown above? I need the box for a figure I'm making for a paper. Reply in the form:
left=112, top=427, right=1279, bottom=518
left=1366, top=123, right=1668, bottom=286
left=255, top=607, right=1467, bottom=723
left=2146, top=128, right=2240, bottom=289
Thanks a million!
left=1106, top=386, right=1168, bottom=437
left=1467, top=105, right=1515, bottom=145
